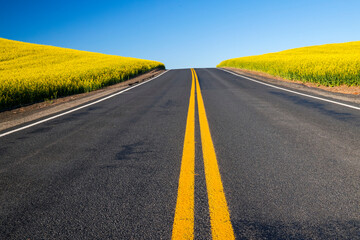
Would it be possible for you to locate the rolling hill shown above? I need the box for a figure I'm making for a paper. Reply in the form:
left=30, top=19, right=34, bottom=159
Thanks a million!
left=0, top=38, right=164, bottom=111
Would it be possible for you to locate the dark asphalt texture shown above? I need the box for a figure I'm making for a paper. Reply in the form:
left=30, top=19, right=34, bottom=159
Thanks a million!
left=1, top=68, right=360, bottom=239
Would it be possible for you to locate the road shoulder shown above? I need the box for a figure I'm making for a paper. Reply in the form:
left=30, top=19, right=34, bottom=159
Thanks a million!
left=0, top=69, right=165, bottom=132
left=220, top=67, right=360, bottom=104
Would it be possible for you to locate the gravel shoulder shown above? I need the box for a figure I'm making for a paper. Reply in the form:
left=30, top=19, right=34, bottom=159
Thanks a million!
left=0, top=69, right=165, bottom=132
left=221, top=67, right=360, bottom=104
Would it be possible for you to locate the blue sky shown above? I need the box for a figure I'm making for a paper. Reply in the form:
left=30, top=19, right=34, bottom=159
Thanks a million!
left=1, top=0, right=360, bottom=69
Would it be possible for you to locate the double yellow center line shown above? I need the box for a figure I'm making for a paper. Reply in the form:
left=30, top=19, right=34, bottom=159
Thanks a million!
left=172, top=69, right=235, bottom=240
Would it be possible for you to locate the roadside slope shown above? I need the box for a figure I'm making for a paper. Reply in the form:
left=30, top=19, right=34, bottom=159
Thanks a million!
left=0, top=69, right=166, bottom=132
left=220, top=67, right=360, bottom=104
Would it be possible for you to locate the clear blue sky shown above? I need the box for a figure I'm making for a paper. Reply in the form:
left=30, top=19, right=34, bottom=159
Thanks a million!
left=1, top=0, right=360, bottom=69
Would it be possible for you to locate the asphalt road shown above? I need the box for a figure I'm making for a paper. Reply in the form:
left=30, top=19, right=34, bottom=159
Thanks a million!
left=1, top=68, right=359, bottom=239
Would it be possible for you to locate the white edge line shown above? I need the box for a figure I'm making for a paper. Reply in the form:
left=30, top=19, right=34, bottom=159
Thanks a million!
left=0, top=70, right=170, bottom=138
left=219, top=68, right=360, bottom=111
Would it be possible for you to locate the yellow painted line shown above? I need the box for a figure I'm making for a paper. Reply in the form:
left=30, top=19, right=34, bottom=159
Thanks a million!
left=194, top=69, right=235, bottom=240
left=172, top=69, right=196, bottom=239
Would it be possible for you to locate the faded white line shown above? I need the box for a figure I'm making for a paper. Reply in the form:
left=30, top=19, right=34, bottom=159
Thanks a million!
left=219, top=68, right=360, bottom=111
left=0, top=70, right=169, bottom=138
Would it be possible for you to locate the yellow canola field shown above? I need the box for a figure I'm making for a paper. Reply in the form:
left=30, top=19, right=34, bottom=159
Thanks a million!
left=0, top=38, right=165, bottom=110
left=217, top=41, right=360, bottom=87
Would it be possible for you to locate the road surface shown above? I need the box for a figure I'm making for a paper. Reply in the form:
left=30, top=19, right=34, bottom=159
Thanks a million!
left=1, top=68, right=359, bottom=239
